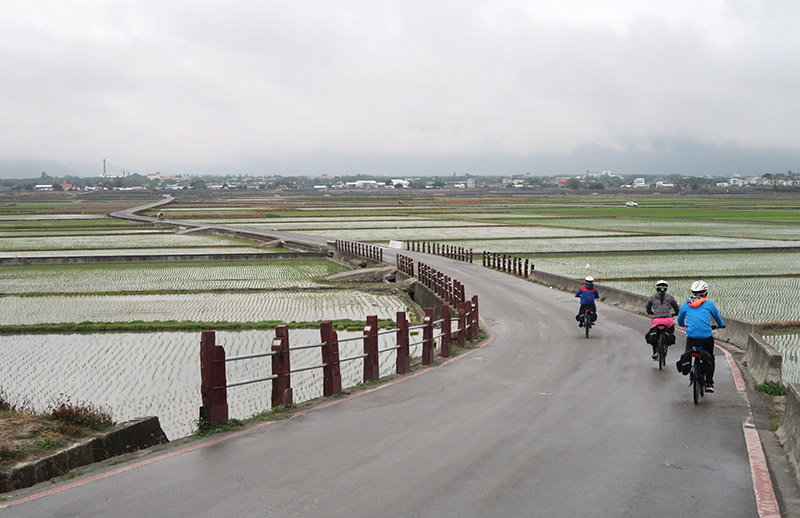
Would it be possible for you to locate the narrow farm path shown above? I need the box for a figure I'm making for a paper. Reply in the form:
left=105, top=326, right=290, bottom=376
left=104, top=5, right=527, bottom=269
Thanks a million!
left=2, top=200, right=784, bottom=517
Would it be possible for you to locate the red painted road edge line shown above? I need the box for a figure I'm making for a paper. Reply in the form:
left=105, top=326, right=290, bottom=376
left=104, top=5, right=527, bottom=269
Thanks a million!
left=720, top=346, right=781, bottom=518
left=4, top=323, right=497, bottom=508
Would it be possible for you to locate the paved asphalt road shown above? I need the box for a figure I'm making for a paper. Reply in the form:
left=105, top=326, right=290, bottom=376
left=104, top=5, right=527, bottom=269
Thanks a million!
left=1, top=206, right=778, bottom=517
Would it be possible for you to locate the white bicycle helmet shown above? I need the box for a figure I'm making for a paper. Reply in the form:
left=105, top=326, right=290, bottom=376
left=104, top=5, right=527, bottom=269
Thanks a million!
left=585, top=276, right=594, bottom=282
left=690, top=280, right=708, bottom=293
left=656, top=279, right=668, bottom=292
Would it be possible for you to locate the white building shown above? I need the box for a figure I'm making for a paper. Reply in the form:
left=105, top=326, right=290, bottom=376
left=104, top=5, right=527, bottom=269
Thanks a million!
left=632, top=178, right=647, bottom=188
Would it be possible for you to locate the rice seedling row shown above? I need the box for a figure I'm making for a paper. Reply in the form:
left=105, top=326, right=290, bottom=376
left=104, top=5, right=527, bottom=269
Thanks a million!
left=434, top=235, right=800, bottom=253
left=0, top=291, right=408, bottom=325
left=514, top=217, right=800, bottom=241
left=193, top=216, right=461, bottom=224
left=298, top=226, right=632, bottom=242
left=0, top=260, right=345, bottom=294
left=0, top=214, right=108, bottom=221
left=762, top=332, right=800, bottom=384
left=0, top=247, right=272, bottom=259
left=600, top=277, right=800, bottom=323
left=234, top=219, right=494, bottom=231
left=0, top=329, right=419, bottom=440
left=526, top=251, right=800, bottom=280
left=0, top=220, right=144, bottom=230
left=0, top=233, right=256, bottom=251
left=0, top=229, right=177, bottom=238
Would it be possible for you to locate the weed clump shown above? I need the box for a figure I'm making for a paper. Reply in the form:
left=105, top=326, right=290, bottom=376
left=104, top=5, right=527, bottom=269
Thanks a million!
left=48, top=396, right=113, bottom=431
left=754, top=380, right=786, bottom=397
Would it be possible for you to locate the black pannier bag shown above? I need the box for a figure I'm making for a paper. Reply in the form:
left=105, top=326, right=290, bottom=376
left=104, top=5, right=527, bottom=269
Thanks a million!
left=676, top=349, right=712, bottom=376
left=647, top=326, right=676, bottom=346
left=676, top=351, right=692, bottom=375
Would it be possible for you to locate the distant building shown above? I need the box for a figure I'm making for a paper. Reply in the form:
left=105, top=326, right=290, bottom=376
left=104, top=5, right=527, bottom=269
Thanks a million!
left=101, top=171, right=128, bottom=179
left=632, top=178, right=647, bottom=188
left=34, top=184, right=53, bottom=191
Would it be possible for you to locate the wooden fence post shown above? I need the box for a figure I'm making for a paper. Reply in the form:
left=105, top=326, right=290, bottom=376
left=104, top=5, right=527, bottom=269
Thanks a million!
left=320, top=321, right=342, bottom=397
left=271, top=325, right=293, bottom=408
left=457, top=303, right=467, bottom=348
left=441, top=305, right=451, bottom=357
left=364, top=315, right=379, bottom=381
left=422, top=307, right=434, bottom=365
left=471, top=295, right=480, bottom=341
left=200, top=331, right=228, bottom=426
left=396, top=311, right=410, bottom=374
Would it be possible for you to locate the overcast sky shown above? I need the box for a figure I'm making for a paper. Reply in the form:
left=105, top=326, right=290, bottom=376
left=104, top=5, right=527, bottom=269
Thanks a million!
left=2, top=0, right=799, bottom=177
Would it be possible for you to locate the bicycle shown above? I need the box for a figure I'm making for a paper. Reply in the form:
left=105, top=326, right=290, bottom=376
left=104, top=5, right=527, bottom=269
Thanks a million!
left=583, top=308, right=593, bottom=338
left=688, top=325, right=717, bottom=404
left=689, top=345, right=706, bottom=404
left=655, top=325, right=668, bottom=370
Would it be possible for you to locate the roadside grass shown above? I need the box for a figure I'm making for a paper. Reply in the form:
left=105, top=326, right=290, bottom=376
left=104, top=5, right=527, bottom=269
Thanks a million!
left=195, top=418, right=245, bottom=437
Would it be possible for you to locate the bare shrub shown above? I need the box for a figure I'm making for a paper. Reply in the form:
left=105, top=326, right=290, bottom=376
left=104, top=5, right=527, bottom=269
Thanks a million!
left=48, top=395, right=113, bottom=432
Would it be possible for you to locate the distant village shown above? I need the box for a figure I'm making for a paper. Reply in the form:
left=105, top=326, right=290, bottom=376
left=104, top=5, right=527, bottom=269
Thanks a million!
left=2, top=169, right=798, bottom=193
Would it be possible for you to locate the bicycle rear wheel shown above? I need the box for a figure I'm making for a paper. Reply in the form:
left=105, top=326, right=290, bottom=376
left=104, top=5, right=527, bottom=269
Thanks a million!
left=658, top=334, right=666, bottom=370
left=692, top=362, right=703, bottom=404
left=584, top=312, right=591, bottom=338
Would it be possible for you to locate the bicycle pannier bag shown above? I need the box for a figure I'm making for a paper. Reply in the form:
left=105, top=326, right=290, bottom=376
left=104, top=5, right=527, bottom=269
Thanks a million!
left=676, top=352, right=692, bottom=375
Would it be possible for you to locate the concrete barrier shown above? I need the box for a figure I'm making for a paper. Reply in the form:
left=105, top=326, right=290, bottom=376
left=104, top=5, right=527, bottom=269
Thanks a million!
left=0, top=416, right=167, bottom=493
left=777, top=384, right=800, bottom=488
left=713, top=318, right=756, bottom=352
left=743, top=333, right=783, bottom=384
left=324, top=266, right=397, bottom=283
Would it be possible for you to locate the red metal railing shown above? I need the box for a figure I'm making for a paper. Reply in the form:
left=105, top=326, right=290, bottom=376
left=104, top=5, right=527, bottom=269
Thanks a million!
left=335, top=239, right=383, bottom=262
left=406, top=240, right=473, bottom=263
left=482, top=252, right=533, bottom=279
left=199, top=301, right=479, bottom=427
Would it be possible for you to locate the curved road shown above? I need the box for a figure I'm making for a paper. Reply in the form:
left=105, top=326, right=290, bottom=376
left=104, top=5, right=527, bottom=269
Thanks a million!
left=2, top=201, right=784, bottom=517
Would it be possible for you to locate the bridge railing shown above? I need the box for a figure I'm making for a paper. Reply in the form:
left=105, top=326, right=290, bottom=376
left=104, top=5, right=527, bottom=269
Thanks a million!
left=403, top=240, right=533, bottom=279
left=199, top=301, right=480, bottom=427
left=406, top=240, right=473, bottom=263
left=335, top=239, right=383, bottom=262
left=482, top=251, right=534, bottom=279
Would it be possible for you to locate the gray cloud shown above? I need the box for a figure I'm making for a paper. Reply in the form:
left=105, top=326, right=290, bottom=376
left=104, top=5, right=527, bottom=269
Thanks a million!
left=1, top=1, right=799, bottom=176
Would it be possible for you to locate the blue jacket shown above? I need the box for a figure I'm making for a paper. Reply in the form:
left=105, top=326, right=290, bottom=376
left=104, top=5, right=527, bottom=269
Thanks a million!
left=677, top=296, right=725, bottom=339
left=575, top=285, right=599, bottom=305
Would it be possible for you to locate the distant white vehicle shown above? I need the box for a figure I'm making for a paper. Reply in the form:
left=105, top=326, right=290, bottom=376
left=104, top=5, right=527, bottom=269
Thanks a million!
left=625, top=201, right=639, bottom=207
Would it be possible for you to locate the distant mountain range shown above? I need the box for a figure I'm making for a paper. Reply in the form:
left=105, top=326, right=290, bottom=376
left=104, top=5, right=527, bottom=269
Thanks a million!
left=0, top=159, right=87, bottom=179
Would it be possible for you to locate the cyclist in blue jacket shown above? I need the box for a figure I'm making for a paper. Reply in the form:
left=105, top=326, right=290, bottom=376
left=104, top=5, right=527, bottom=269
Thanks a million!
left=575, top=276, right=599, bottom=327
left=677, top=280, right=725, bottom=392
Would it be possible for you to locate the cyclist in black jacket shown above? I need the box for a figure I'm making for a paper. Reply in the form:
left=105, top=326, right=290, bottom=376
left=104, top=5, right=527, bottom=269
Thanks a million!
left=645, top=280, right=679, bottom=360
